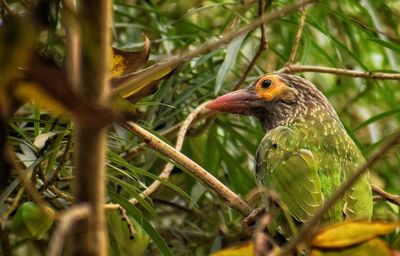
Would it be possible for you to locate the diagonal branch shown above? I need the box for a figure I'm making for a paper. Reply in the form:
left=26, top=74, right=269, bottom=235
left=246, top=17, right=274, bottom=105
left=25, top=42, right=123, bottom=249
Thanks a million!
left=287, top=1, right=307, bottom=65
left=125, top=120, right=253, bottom=217
left=47, top=204, right=91, bottom=256
left=232, top=0, right=269, bottom=91
left=372, top=184, right=400, bottom=206
left=129, top=103, right=206, bottom=205
left=281, top=130, right=400, bottom=255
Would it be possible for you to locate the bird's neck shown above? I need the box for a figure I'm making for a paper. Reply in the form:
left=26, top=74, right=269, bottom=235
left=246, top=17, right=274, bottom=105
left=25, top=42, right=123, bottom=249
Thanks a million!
left=259, top=102, right=342, bottom=134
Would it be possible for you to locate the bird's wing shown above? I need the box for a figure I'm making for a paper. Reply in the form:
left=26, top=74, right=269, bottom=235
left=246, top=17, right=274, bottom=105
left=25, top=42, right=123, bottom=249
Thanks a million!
left=256, top=126, right=323, bottom=222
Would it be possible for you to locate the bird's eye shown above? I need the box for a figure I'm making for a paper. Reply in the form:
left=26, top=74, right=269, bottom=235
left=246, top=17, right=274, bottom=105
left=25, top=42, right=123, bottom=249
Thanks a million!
left=261, top=79, right=272, bottom=89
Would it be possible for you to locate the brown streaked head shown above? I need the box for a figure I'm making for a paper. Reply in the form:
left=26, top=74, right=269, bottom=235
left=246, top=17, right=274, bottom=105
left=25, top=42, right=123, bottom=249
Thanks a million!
left=206, top=73, right=336, bottom=131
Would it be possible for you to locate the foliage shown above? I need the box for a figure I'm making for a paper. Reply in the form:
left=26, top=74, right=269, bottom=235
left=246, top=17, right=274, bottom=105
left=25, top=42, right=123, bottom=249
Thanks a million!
left=1, top=0, right=400, bottom=255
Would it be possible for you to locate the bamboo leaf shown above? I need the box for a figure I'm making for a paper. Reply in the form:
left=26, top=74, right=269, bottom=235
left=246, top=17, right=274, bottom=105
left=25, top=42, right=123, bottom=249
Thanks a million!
left=215, top=32, right=248, bottom=94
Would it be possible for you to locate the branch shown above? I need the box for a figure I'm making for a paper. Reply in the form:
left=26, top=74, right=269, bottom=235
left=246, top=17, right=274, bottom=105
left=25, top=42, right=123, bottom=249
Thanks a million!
left=129, top=103, right=206, bottom=205
left=232, top=0, right=269, bottom=91
left=280, top=64, right=400, bottom=80
left=125, top=121, right=253, bottom=217
left=70, top=0, right=111, bottom=254
left=286, top=1, right=307, bottom=65
left=372, top=184, right=400, bottom=206
left=47, top=204, right=91, bottom=256
left=281, top=130, right=400, bottom=255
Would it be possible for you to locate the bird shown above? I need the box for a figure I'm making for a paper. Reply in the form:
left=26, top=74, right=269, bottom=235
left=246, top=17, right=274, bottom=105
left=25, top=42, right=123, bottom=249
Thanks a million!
left=206, top=73, right=373, bottom=236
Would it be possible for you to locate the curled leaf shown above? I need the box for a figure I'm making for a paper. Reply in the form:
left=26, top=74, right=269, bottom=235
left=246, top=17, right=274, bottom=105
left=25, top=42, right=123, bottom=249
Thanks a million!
left=112, top=36, right=150, bottom=77
left=11, top=202, right=55, bottom=239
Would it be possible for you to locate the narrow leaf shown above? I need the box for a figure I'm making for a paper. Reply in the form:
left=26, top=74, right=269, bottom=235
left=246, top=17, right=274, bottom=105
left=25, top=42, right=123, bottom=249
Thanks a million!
left=215, top=32, right=248, bottom=94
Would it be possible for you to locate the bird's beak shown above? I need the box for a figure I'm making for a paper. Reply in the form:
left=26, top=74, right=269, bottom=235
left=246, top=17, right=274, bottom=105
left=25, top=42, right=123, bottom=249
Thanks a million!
left=205, top=89, right=262, bottom=115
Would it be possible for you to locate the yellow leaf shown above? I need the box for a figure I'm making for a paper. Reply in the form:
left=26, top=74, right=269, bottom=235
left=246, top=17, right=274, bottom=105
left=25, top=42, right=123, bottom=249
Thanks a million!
left=312, top=221, right=400, bottom=249
left=311, top=238, right=392, bottom=256
left=113, top=62, right=175, bottom=99
left=14, top=82, right=71, bottom=116
left=111, top=53, right=126, bottom=77
left=111, top=37, right=150, bottom=78
left=211, top=241, right=254, bottom=256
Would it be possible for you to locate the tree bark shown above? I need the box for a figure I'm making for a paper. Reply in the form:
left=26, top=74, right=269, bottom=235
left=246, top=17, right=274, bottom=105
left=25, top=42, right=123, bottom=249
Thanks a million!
left=70, top=0, right=111, bottom=255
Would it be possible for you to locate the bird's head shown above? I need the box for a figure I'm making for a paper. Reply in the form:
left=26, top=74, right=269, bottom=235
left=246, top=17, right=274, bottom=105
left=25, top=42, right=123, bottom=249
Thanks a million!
left=206, top=73, right=336, bottom=131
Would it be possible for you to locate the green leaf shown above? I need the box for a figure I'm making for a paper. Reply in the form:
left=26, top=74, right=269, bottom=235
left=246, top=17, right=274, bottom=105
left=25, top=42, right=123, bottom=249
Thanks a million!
left=215, top=32, right=248, bottom=94
left=109, top=191, right=174, bottom=256
left=353, top=107, right=400, bottom=132
left=11, top=202, right=55, bottom=239
left=107, top=210, right=150, bottom=256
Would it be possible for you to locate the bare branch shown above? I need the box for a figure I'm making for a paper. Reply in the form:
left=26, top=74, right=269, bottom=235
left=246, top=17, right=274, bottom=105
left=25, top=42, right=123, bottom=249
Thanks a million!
left=287, top=1, right=307, bottom=65
left=125, top=120, right=253, bottom=217
left=280, top=64, right=400, bottom=80
left=47, top=204, right=91, bottom=256
left=70, top=0, right=111, bottom=254
left=372, top=184, right=400, bottom=206
left=130, top=103, right=206, bottom=205
left=233, top=0, right=269, bottom=90
left=0, top=0, right=15, bottom=15
left=281, top=130, right=400, bottom=255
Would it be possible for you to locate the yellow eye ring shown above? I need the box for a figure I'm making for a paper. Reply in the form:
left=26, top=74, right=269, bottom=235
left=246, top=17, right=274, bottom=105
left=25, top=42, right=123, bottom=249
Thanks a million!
left=261, top=79, right=272, bottom=89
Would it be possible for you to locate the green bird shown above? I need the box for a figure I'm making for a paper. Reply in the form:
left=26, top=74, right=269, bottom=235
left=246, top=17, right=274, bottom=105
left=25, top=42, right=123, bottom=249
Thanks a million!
left=206, top=74, right=372, bottom=234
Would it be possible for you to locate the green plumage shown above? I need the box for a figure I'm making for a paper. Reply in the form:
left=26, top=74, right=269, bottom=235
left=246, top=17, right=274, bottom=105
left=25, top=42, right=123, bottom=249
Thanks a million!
left=256, top=108, right=373, bottom=234
left=206, top=73, right=373, bottom=236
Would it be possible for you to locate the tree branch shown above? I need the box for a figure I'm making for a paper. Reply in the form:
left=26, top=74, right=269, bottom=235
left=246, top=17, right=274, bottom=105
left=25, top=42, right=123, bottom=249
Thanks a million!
left=125, top=121, right=253, bottom=217
left=47, top=204, right=91, bottom=256
left=70, top=0, right=111, bottom=254
left=129, top=103, right=206, bottom=205
left=286, top=1, right=307, bottom=65
left=280, top=64, right=400, bottom=80
left=232, top=0, right=269, bottom=91
left=372, top=184, right=400, bottom=206
left=281, top=130, right=400, bottom=255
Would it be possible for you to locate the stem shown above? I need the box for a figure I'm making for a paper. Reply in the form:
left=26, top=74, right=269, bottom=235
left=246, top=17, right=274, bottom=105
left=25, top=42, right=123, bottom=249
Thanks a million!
left=280, top=64, right=400, bottom=80
left=70, top=0, right=111, bottom=255
left=125, top=121, right=253, bottom=217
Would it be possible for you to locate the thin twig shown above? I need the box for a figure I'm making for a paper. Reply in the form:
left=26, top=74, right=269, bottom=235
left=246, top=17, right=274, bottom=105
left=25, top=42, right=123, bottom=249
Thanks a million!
left=117, top=206, right=136, bottom=239
left=123, top=110, right=215, bottom=161
left=254, top=214, right=275, bottom=256
left=372, top=184, right=400, bottom=206
left=12, top=156, right=46, bottom=208
left=48, top=185, right=74, bottom=202
left=39, top=136, right=72, bottom=192
left=47, top=204, right=91, bottom=256
left=286, top=1, right=307, bottom=65
left=0, top=0, right=15, bottom=15
left=129, top=103, right=207, bottom=205
left=125, top=121, right=253, bottom=217
left=280, top=64, right=400, bottom=80
left=0, top=187, right=25, bottom=224
left=281, top=130, right=400, bottom=255
left=232, top=0, right=269, bottom=91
